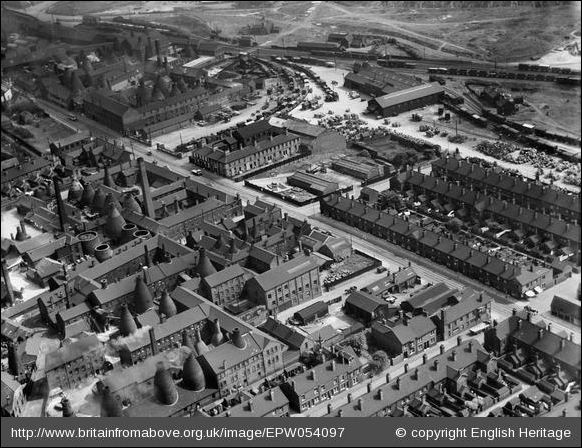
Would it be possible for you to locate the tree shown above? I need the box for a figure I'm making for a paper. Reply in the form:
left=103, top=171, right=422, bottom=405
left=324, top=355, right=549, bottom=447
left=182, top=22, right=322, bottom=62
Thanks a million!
left=445, top=218, right=462, bottom=234
left=370, top=350, right=389, bottom=374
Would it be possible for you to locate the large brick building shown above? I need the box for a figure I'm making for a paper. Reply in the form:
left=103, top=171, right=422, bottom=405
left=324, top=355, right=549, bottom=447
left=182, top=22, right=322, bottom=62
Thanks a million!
left=243, top=255, right=322, bottom=313
left=191, top=132, right=301, bottom=178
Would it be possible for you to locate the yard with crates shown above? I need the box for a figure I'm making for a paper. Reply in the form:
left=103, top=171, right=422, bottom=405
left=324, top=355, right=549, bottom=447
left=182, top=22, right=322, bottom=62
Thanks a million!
left=322, top=252, right=379, bottom=289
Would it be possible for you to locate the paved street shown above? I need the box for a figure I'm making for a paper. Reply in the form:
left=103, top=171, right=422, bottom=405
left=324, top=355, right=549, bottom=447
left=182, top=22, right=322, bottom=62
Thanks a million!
left=35, top=96, right=581, bottom=345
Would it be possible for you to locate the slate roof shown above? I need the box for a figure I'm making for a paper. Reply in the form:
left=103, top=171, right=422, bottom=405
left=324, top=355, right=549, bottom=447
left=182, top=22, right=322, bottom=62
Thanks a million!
left=202, top=264, right=245, bottom=288
left=373, top=315, right=436, bottom=344
left=44, top=334, right=101, bottom=371
left=345, top=290, right=387, bottom=314
left=326, top=340, right=489, bottom=417
left=222, top=387, right=288, bottom=417
left=251, top=255, right=319, bottom=292
left=371, top=83, right=443, bottom=110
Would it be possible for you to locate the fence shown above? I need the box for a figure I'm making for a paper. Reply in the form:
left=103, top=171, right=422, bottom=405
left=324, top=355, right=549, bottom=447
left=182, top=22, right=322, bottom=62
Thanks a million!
left=323, top=250, right=382, bottom=289
left=244, top=180, right=353, bottom=206
left=231, top=150, right=312, bottom=182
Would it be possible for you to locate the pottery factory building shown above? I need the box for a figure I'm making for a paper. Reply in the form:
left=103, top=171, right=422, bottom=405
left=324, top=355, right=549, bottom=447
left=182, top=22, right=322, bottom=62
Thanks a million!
left=367, top=83, right=444, bottom=117
left=244, top=254, right=323, bottom=313
left=320, top=193, right=554, bottom=298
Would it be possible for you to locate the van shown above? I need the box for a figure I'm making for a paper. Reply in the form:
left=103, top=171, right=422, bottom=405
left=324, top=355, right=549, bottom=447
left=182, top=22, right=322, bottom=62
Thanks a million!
left=191, top=169, right=202, bottom=176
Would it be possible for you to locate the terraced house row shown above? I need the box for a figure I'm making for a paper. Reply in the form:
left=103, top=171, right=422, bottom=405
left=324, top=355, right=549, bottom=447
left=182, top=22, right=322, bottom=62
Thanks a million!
left=400, top=169, right=580, bottom=252
left=320, top=193, right=554, bottom=299
left=432, top=157, right=580, bottom=223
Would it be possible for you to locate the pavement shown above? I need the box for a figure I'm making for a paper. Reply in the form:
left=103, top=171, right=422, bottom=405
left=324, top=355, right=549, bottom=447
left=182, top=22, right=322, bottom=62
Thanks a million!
left=301, top=330, right=486, bottom=417
left=30, top=79, right=581, bottom=346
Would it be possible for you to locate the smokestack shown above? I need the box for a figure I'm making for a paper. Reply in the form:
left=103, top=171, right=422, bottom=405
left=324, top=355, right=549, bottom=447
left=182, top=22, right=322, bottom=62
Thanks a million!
left=53, top=177, right=66, bottom=231
left=138, top=158, right=155, bottom=218
left=231, top=328, right=245, bottom=349
left=144, top=245, right=152, bottom=267
left=155, top=40, right=161, bottom=65
left=1, top=260, right=14, bottom=306
left=149, top=327, right=157, bottom=355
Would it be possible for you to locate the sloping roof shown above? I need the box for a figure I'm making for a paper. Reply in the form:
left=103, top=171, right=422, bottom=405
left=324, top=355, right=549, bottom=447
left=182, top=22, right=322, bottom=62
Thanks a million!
left=373, top=315, right=436, bottom=344
left=223, top=387, right=288, bottom=417
left=294, top=301, right=328, bottom=322
left=252, top=255, right=319, bottom=292
left=440, top=289, right=492, bottom=324
left=402, top=282, right=458, bottom=315
left=326, top=340, right=488, bottom=417
left=259, top=317, right=307, bottom=350
left=345, top=290, right=387, bottom=314
left=283, top=119, right=327, bottom=138
left=202, top=264, right=245, bottom=288
left=371, top=83, right=444, bottom=110
left=288, top=347, right=362, bottom=397
left=44, top=334, right=101, bottom=372
left=1, top=372, right=22, bottom=413
left=85, top=91, right=132, bottom=117
left=235, top=119, right=274, bottom=141
left=550, top=295, right=581, bottom=317
left=509, top=316, right=581, bottom=370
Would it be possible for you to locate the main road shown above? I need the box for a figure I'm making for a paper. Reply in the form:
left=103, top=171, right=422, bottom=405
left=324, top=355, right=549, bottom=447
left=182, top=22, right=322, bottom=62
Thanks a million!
left=34, top=94, right=580, bottom=345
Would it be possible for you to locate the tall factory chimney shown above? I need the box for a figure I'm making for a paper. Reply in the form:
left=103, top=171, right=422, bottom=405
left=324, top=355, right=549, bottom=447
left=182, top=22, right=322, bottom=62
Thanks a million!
left=1, top=259, right=15, bottom=306
left=155, top=40, right=162, bottom=65
left=53, top=176, right=66, bottom=232
left=137, top=157, right=155, bottom=218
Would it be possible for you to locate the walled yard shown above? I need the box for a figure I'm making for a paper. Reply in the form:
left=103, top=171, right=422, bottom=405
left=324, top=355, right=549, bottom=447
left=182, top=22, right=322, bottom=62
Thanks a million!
left=322, top=252, right=378, bottom=289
